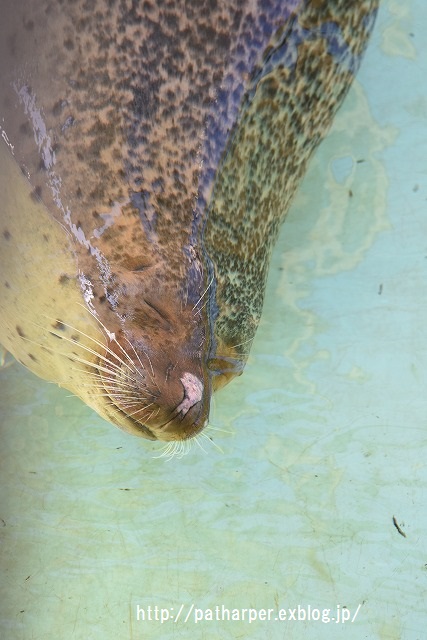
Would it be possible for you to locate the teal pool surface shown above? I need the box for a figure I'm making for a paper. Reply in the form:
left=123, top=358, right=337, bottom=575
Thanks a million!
left=1, top=1, right=426, bottom=638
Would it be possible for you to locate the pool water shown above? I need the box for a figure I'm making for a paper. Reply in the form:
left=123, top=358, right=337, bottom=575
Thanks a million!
left=1, top=1, right=426, bottom=638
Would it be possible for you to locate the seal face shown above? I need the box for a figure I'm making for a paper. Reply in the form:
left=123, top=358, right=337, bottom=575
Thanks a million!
left=0, top=0, right=378, bottom=442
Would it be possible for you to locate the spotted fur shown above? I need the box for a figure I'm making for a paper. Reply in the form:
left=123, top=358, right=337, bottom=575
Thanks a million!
left=0, top=0, right=378, bottom=441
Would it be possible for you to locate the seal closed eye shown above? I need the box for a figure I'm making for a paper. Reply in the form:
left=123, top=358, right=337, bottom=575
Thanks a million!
left=0, top=0, right=379, bottom=442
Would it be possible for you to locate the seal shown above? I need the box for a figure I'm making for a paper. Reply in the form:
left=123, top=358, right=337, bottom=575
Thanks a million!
left=0, top=0, right=378, bottom=445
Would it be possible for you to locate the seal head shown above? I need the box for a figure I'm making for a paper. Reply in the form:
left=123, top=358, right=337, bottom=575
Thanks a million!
left=96, top=296, right=213, bottom=441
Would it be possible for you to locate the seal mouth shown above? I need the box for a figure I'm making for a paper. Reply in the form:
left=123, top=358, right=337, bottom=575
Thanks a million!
left=104, top=392, right=208, bottom=442
left=97, top=337, right=211, bottom=441
left=153, top=390, right=209, bottom=442
left=103, top=402, right=158, bottom=440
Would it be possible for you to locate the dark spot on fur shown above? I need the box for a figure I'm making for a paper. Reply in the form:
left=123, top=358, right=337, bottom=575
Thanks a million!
left=5, top=282, right=10, bottom=289
left=16, top=325, right=25, bottom=338
left=71, top=334, right=79, bottom=342
left=43, top=234, right=49, bottom=242
left=3, top=229, right=11, bottom=240
left=61, top=116, right=74, bottom=133
left=19, top=122, right=32, bottom=136
left=99, top=295, right=106, bottom=303
left=23, top=19, right=34, bottom=31
left=88, top=119, right=116, bottom=152
left=59, top=274, right=70, bottom=285
left=52, top=99, right=67, bottom=117
left=28, top=353, right=37, bottom=362
left=52, top=320, right=66, bottom=331
left=30, top=186, right=42, bottom=203
left=49, top=332, right=62, bottom=340
left=64, top=38, right=74, bottom=51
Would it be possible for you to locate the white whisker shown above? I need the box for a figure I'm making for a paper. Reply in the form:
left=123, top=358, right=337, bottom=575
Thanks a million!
left=193, top=434, right=208, bottom=454
left=28, top=318, right=138, bottom=381
left=75, top=303, right=148, bottom=385
left=152, top=442, right=174, bottom=460
left=67, top=353, right=131, bottom=378
left=41, top=314, right=109, bottom=355
left=91, top=393, right=150, bottom=402
left=193, top=295, right=210, bottom=317
left=122, top=334, right=158, bottom=388
left=120, top=402, right=155, bottom=417
left=40, top=316, right=140, bottom=375
left=192, top=273, right=214, bottom=313
left=70, top=368, right=148, bottom=392
left=204, top=423, right=233, bottom=435
left=200, top=430, right=224, bottom=454
left=78, top=379, right=141, bottom=392
left=75, top=302, right=113, bottom=340
left=229, top=335, right=255, bottom=350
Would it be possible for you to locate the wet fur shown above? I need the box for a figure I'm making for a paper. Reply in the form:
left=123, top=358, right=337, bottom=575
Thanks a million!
left=0, top=0, right=378, bottom=442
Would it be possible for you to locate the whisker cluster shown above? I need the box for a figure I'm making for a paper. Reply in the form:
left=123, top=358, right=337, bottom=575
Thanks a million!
left=151, top=422, right=224, bottom=460
left=152, top=438, right=194, bottom=460
left=19, top=302, right=226, bottom=446
left=22, top=307, right=160, bottom=427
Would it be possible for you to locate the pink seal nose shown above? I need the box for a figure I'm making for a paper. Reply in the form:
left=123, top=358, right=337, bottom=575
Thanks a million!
left=175, top=372, right=203, bottom=414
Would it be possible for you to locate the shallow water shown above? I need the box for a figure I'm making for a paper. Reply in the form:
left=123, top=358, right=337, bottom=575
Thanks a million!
left=1, top=1, right=427, bottom=638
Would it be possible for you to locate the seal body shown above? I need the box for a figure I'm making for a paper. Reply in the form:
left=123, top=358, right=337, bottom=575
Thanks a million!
left=0, top=0, right=378, bottom=442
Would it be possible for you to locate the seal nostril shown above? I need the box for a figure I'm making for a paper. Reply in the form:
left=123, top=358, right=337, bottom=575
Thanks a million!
left=154, top=370, right=209, bottom=440
left=176, top=372, right=203, bottom=415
